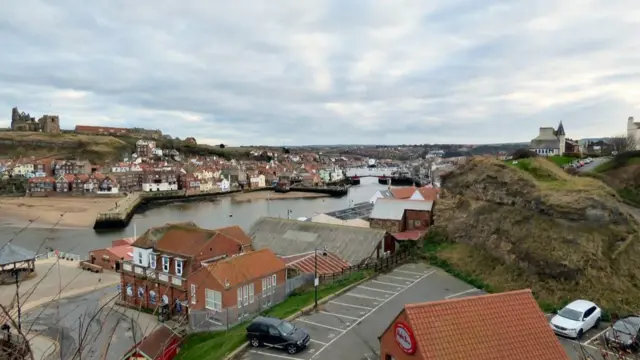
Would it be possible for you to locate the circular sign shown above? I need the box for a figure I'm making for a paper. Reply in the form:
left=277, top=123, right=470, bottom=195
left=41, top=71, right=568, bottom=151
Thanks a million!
left=394, top=322, right=417, bottom=354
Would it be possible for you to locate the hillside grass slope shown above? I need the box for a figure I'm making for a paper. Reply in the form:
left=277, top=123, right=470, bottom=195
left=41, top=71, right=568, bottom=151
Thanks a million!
left=592, top=152, right=640, bottom=207
left=430, top=156, right=640, bottom=314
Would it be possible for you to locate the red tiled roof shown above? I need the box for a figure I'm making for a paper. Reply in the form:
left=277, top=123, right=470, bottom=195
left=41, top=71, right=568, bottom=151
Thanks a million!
left=135, top=325, right=181, bottom=359
left=281, top=251, right=351, bottom=275
left=415, top=187, right=439, bottom=201
left=401, top=289, right=569, bottom=360
left=392, top=230, right=427, bottom=241
left=107, top=245, right=133, bottom=260
left=205, top=249, right=286, bottom=288
left=390, top=187, right=415, bottom=199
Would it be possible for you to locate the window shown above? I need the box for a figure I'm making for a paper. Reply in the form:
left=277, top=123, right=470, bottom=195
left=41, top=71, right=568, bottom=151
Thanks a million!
left=191, top=284, right=197, bottom=304
left=175, top=260, right=183, bottom=276
left=137, top=251, right=143, bottom=265
left=149, top=291, right=157, bottom=305
left=237, top=287, right=243, bottom=308
left=137, top=286, right=145, bottom=298
left=262, top=278, right=267, bottom=298
left=162, top=256, right=170, bottom=272
left=413, top=220, right=422, bottom=228
left=149, top=254, right=156, bottom=269
left=271, top=274, right=276, bottom=294
left=243, top=285, right=249, bottom=306
left=249, top=283, right=254, bottom=304
left=205, top=289, right=221, bottom=311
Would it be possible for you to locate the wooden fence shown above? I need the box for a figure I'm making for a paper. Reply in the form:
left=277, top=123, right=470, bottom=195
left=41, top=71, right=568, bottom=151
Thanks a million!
left=319, top=250, right=411, bottom=283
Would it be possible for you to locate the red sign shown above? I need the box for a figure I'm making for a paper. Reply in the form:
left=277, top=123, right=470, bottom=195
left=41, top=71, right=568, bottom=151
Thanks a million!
left=394, top=321, right=417, bottom=354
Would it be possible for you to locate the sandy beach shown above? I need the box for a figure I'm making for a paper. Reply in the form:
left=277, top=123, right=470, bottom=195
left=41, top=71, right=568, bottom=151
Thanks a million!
left=231, top=190, right=329, bottom=203
left=0, top=196, right=117, bottom=228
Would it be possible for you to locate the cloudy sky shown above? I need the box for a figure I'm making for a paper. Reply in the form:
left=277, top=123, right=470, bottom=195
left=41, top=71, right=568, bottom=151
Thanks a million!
left=1, top=1, right=639, bottom=146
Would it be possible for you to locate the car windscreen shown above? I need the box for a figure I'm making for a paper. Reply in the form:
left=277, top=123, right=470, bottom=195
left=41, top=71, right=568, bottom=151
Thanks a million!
left=558, top=308, right=583, bottom=322
left=613, top=319, right=640, bottom=335
left=277, top=321, right=295, bottom=335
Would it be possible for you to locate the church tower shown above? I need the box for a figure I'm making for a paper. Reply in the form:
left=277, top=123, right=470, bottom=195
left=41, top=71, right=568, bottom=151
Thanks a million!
left=556, top=121, right=566, bottom=155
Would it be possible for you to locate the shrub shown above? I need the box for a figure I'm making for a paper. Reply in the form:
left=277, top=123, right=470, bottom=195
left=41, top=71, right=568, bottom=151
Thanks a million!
left=512, top=148, right=537, bottom=160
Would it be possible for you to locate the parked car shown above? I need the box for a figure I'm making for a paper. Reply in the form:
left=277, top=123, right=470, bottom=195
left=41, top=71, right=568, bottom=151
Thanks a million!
left=604, top=316, right=640, bottom=350
left=549, top=300, right=602, bottom=339
left=246, top=316, right=311, bottom=354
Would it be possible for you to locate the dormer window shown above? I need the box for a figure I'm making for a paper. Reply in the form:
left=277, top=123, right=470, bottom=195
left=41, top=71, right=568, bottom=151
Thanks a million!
left=175, top=259, right=183, bottom=276
left=162, top=256, right=170, bottom=272
left=149, top=254, right=156, bottom=269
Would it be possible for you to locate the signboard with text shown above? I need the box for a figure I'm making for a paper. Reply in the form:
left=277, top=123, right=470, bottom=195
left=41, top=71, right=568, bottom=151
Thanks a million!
left=394, top=321, right=417, bottom=354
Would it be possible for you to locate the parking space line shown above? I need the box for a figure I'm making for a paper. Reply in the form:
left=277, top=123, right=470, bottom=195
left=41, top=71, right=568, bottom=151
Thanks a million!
left=445, top=288, right=479, bottom=299
left=329, top=301, right=373, bottom=310
left=584, top=327, right=610, bottom=345
left=310, top=339, right=328, bottom=345
left=394, top=270, right=425, bottom=276
left=344, top=293, right=386, bottom=301
left=357, top=286, right=396, bottom=294
left=311, top=269, right=436, bottom=359
left=320, top=311, right=360, bottom=320
left=297, top=319, right=345, bottom=332
left=381, top=275, right=414, bottom=281
left=249, top=350, right=304, bottom=360
left=371, top=280, right=406, bottom=287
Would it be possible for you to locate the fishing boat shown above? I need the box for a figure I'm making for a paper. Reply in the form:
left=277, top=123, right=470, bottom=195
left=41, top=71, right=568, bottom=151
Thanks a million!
left=349, top=175, right=361, bottom=186
left=274, top=181, right=291, bottom=193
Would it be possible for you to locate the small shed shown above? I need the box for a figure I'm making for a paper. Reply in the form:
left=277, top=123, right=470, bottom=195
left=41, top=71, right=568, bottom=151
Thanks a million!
left=0, top=244, right=36, bottom=285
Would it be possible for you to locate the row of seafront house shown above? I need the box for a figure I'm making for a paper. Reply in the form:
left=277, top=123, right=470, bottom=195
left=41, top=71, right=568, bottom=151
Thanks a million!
left=86, top=184, right=439, bottom=332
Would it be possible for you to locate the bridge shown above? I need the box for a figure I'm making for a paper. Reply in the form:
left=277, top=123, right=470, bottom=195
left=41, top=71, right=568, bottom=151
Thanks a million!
left=345, top=167, right=400, bottom=177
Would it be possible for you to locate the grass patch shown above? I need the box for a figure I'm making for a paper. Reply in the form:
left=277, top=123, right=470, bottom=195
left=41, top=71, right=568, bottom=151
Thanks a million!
left=545, top=156, right=576, bottom=167
left=176, top=271, right=371, bottom=360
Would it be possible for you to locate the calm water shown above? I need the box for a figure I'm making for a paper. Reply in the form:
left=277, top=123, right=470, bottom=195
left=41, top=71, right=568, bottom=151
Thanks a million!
left=0, top=177, right=387, bottom=255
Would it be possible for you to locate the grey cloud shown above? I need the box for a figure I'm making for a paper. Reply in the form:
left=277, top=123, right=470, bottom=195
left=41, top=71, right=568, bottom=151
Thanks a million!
left=0, top=0, right=639, bottom=145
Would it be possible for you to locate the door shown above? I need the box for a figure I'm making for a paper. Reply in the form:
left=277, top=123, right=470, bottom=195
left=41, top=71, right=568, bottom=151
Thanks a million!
left=583, top=307, right=597, bottom=329
left=115, top=261, right=121, bottom=272
left=267, top=325, right=283, bottom=348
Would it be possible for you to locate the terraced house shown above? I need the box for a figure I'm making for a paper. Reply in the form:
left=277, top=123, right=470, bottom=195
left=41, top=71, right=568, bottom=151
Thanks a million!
left=120, top=222, right=253, bottom=318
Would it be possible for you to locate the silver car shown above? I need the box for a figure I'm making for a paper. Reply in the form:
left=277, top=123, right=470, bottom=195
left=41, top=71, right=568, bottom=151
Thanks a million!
left=604, top=316, right=640, bottom=350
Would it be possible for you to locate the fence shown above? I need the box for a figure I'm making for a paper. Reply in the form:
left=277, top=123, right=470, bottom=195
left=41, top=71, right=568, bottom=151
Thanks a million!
left=189, top=282, right=289, bottom=332
left=319, top=250, right=411, bottom=283
left=35, top=251, right=84, bottom=262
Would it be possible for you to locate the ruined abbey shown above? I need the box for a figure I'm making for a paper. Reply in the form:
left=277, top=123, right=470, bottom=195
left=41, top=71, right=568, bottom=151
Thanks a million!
left=10, top=107, right=61, bottom=133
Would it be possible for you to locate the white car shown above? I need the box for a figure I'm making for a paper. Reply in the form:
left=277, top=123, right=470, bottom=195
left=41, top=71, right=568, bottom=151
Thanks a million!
left=550, top=300, right=602, bottom=339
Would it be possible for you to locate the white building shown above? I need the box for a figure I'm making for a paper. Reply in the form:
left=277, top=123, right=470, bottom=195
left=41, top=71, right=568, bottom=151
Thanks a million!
left=626, top=116, right=640, bottom=150
left=529, top=122, right=566, bottom=156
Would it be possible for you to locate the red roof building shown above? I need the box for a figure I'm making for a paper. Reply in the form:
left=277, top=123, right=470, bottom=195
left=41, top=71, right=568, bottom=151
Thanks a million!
left=379, top=289, right=569, bottom=360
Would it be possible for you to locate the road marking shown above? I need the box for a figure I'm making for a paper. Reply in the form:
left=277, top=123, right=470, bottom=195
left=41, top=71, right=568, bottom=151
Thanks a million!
left=357, top=286, right=396, bottom=294
left=320, top=311, right=360, bottom=320
left=344, top=293, right=386, bottom=301
left=583, top=326, right=610, bottom=345
left=445, top=288, right=479, bottom=299
left=249, top=350, right=303, bottom=359
left=328, top=301, right=372, bottom=310
left=312, top=269, right=436, bottom=359
left=371, top=280, right=406, bottom=288
left=310, top=339, right=327, bottom=345
left=394, top=269, right=425, bottom=276
left=380, top=275, right=414, bottom=281
left=297, top=319, right=345, bottom=332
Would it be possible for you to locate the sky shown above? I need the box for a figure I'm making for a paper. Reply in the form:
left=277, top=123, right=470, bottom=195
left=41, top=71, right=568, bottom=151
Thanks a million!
left=0, top=1, right=639, bottom=146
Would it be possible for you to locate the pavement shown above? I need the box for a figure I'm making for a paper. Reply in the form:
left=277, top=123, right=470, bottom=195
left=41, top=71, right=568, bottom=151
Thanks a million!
left=577, top=156, right=611, bottom=172
left=29, top=333, right=58, bottom=360
left=21, top=286, right=147, bottom=360
left=240, top=262, right=485, bottom=360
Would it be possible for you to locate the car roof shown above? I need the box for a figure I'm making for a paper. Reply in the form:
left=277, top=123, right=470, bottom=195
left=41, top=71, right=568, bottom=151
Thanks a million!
left=251, top=316, right=283, bottom=326
left=565, top=300, right=596, bottom=312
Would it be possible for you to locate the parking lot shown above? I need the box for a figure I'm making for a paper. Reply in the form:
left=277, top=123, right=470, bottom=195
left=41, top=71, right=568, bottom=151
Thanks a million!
left=550, top=314, right=633, bottom=360
left=240, top=262, right=485, bottom=360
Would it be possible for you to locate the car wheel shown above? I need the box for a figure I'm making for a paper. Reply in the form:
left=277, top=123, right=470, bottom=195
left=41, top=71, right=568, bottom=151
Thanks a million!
left=576, top=329, right=584, bottom=340
left=287, top=345, right=298, bottom=354
left=250, top=338, right=260, bottom=347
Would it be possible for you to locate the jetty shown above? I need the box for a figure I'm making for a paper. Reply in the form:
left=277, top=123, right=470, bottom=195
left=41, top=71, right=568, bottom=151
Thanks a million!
left=93, top=189, right=240, bottom=230
left=289, top=186, right=349, bottom=197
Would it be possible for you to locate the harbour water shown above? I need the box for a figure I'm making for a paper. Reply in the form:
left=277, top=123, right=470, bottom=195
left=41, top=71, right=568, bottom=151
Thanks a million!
left=0, top=177, right=388, bottom=255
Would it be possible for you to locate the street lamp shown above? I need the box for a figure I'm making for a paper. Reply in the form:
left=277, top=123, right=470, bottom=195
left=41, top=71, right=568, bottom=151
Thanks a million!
left=314, top=246, right=328, bottom=311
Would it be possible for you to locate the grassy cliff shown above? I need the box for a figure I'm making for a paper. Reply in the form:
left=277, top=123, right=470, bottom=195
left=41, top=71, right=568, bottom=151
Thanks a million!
left=592, top=152, right=640, bottom=207
left=430, top=157, right=640, bottom=314
left=0, top=132, right=251, bottom=162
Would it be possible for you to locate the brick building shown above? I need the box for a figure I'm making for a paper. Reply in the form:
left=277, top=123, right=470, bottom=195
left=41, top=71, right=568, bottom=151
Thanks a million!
left=120, top=222, right=253, bottom=316
left=187, top=249, right=286, bottom=317
left=369, top=199, right=434, bottom=241
left=379, top=290, right=569, bottom=360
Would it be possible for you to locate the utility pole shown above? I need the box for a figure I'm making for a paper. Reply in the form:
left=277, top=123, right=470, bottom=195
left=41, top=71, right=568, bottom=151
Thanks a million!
left=13, top=270, right=21, bottom=331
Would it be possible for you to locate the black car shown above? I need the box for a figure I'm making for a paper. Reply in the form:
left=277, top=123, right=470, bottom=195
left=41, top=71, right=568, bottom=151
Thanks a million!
left=604, top=316, right=640, bottom=350
left=246, top=316, right=311, bottom=354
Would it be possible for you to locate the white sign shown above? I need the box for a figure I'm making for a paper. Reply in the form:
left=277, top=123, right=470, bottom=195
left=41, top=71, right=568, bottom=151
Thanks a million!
left=314, top=277, right=319, bottom=287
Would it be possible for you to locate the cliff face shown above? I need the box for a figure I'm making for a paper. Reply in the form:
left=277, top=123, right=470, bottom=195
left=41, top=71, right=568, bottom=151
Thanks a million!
left=433, top=157, right=640, bottom=311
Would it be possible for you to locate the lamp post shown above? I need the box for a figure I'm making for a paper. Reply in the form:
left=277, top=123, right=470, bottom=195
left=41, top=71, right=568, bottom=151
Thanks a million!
left=314, top=246, right=328, bottom=311
left=13, top=269, right=21, bottom=331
